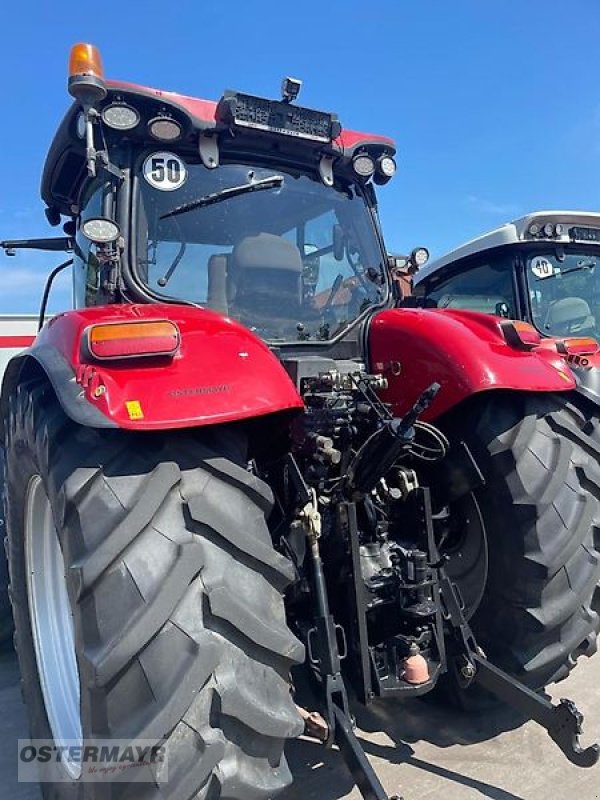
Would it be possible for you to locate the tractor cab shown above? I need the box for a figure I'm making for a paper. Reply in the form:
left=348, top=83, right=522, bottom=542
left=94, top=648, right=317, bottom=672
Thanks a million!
left=2, top=45, right=600, bottom=800
left=40, top=44, right=397, bottom=344
left=414, top=211, right=600, bottom=341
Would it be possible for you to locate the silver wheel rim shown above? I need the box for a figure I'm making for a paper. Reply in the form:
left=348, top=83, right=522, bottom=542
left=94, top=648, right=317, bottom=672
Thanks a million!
left=25, top=476, right=82, bottom=779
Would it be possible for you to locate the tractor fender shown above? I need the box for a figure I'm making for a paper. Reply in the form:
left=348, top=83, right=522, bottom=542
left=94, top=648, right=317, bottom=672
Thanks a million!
left=0, top=343, right=116, bottom=437
left=0, top=304, right=303, bottom=435
left=569, top=365, right=600, bottom=405
left=368, top=308, right=576, bottom=420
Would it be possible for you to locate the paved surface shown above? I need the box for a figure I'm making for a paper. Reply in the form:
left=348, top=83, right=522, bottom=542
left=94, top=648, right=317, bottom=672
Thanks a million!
left=1, top=648, right=599, bottom=800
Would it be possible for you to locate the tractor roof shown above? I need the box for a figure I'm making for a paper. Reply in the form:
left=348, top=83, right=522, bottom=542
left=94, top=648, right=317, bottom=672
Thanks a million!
left=42, top=79, right=396, bottom=218
left=415, top=210, right=600, bottom=285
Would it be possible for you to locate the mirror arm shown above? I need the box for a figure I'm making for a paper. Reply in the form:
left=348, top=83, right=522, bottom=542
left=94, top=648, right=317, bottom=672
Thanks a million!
left=1, top=237, right=73, bottom=255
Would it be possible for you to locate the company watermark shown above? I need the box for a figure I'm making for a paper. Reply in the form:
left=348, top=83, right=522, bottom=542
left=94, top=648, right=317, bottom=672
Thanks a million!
left=18, top=739, right=168, bottom=783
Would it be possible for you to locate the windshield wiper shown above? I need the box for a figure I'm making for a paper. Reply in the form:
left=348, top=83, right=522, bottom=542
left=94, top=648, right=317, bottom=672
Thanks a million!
left=536, top=260, right=596, bottom=281
left=160, top=175, right=285, bottom=220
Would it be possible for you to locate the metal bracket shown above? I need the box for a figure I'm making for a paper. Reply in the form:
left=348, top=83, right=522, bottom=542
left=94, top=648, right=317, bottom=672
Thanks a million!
left=319, top=154, right=334, bottom=186
left=199, top=132, right=220, bottom=169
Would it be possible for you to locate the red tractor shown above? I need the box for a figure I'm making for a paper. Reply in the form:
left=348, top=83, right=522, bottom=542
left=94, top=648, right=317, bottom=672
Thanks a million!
left=1, top=44, right=599, bottom=800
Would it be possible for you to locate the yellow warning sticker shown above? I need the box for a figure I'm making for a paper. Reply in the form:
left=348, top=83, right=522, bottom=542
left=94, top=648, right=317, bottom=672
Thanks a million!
left=125, top=400, right=144, bottom=420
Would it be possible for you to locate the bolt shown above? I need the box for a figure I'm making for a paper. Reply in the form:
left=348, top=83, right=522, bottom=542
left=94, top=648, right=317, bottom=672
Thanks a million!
left=93, top=385, right=106, bottom=398
left=461, top=663, right=476, bottom=680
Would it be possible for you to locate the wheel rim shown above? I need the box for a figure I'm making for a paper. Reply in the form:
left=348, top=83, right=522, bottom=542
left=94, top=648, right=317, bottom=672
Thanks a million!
left=442, top=493, right=488, bottom=619
left=25, top=476, right=82, bottom=779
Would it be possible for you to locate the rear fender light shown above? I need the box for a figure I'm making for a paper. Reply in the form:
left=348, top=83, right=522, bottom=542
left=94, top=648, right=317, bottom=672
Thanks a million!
left=85, top=320, right=180, bottom=361
left=500, top=320, right=541, bottom=350
left=555, top=337, right=599, bottom=357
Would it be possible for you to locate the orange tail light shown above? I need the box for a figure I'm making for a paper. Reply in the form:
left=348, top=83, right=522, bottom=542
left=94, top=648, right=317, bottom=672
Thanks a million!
left=87, top=321, right=180, bottom=360
left=500, top=320, right=541, bottom=350
left=555, top=337, right=599, bottom=356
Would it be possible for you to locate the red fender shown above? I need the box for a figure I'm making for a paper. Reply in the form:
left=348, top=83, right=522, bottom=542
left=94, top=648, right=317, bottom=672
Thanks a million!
left=8, top=304, right=303, bottom=431
left=369, top=308, right=576, bottom=420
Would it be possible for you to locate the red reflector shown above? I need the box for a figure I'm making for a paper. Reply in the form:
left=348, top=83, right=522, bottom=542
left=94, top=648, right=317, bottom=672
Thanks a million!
left=500, top=320, right=541, bottom=350
left=87, top=321, right=180, bottom=360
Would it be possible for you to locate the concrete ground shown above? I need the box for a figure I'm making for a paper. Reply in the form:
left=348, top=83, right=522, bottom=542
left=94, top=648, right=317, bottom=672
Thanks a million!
left=1, top=648, right=599, bottom=800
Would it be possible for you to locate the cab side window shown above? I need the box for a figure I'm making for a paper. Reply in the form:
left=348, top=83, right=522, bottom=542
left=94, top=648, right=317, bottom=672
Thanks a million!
left=73, top=181, right=111, bottom=307
left=422, top=256, right=516, bottom=318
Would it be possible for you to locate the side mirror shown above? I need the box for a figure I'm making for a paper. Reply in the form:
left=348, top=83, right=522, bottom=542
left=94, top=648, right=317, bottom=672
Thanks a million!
left=387, top=254, right=409, bottom=271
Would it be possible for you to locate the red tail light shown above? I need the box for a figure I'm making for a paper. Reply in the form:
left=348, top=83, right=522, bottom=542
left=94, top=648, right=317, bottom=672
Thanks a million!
left=86, top=321, right=180, bottom=360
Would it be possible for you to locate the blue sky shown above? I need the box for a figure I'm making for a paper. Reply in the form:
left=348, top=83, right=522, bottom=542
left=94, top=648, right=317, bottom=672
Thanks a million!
left=1, top=0, right=599, bottom=312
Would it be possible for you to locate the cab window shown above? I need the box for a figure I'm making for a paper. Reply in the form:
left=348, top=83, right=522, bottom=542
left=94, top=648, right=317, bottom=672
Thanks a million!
left=73, top=180, right=113, bottom=307
left=422, top=255, right=516, bottom=318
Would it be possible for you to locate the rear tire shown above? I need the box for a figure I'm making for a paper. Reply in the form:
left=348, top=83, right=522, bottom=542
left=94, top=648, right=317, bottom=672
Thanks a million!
left=563, top=388, right=600, bottom=616
left=441, top=391, right=600, bottom=693
left=0, top=447, right=14, bottom=649
left=5, top=380, right=304, bottom=799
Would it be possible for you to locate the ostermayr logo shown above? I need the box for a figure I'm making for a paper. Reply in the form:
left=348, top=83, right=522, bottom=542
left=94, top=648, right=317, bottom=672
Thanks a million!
left=18, top=740, right=168, bottom=783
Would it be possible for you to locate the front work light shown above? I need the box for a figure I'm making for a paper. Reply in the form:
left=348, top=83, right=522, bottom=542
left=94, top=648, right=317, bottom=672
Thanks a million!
left=352, top=154, right=376, bottom=178
left=87, top=321, right=180, bottom=360
left=102, top=104, right=140, bottom=131
left=68, top=43, right=106, bottom=104
left=411, top=247, right=429, bottom=268
left=81, top=217, right=121, bottom=244
left=378, top=155, right=396, bottom=178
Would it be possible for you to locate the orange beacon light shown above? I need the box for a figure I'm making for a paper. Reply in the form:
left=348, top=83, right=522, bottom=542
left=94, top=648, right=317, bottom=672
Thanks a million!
left=68, top=43, right=107, bottom=104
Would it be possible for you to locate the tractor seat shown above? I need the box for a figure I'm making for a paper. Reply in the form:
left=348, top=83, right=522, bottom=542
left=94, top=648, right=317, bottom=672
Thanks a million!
left=230, top=233, right=303, bottom=317
left=544, top=297, right=596, bottom=335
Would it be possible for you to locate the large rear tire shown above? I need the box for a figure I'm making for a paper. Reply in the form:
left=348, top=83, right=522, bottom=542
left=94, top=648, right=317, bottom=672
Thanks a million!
left=5, top=380, right=304, bottom=799
left=565, top=387, right=600, bottom=615
left=0, top=447, right=14, bottom=649
left=441, top=391, right=600, bottom=692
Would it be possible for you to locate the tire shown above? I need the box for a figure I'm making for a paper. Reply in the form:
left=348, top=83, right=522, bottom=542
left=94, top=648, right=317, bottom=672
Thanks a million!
left=0, top=549, right=11, bottom=648
left=565, top=387, right=600, bottom=615
left=4, top=379, right=304, bottom=799
left=0, top=447, right=14, bottom=649
left=440, top=391, right=600, bottom=692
